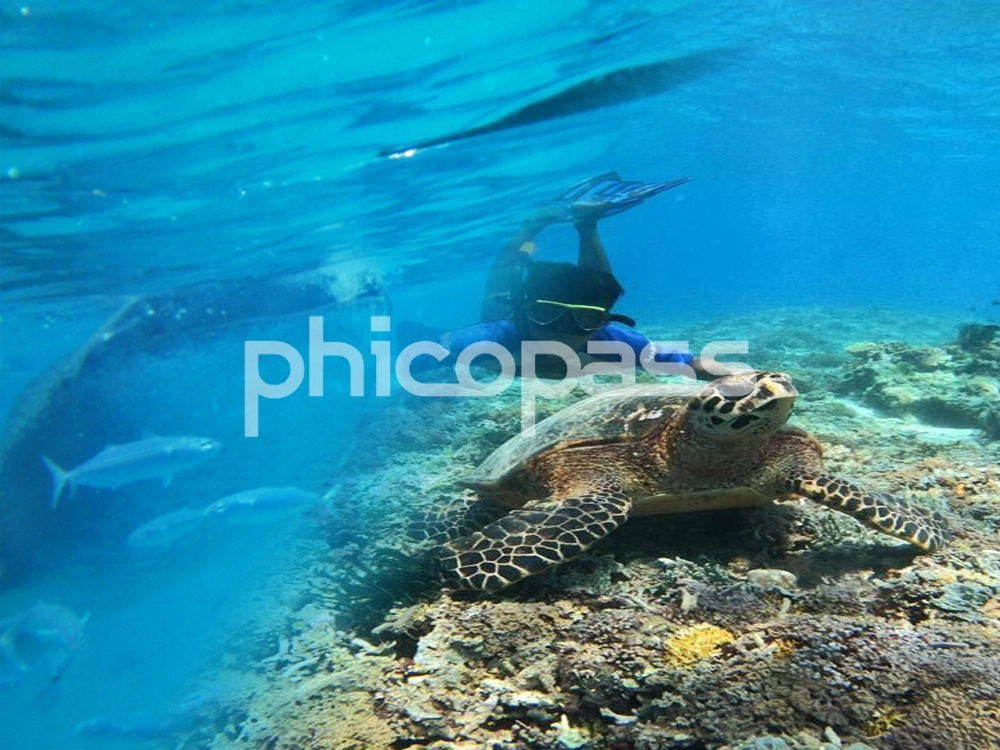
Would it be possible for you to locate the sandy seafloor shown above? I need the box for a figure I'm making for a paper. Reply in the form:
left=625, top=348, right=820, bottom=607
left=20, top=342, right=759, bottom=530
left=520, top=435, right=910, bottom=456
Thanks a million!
left=182, top=306, right=999, bottom=750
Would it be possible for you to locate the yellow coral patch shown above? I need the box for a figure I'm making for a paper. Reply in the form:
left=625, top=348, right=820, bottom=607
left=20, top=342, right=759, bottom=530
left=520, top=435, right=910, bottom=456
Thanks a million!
left=981, top=596, right=1000, bottom=620
left=932, top=568, right=1000, bottom=586
left=663, top=624, right=735, bottom=668
left=863, top=706, right=907, bottom=737
left=770, top=638, right=797, bottom=659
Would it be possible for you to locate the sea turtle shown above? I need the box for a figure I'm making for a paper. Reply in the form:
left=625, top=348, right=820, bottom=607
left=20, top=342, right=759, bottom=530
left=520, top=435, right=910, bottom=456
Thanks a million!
left=435, top=371, right=947, bottom=591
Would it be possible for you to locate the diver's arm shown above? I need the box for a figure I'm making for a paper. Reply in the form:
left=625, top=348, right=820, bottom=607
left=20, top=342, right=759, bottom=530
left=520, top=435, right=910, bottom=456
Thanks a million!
left=592, top=326, right=728, bottom=380
left=402, top=319, right=522, bottom=376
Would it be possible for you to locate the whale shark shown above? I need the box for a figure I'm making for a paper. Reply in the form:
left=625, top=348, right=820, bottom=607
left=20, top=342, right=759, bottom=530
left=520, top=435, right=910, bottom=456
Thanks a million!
left=0, top=268, right=387, bottom=587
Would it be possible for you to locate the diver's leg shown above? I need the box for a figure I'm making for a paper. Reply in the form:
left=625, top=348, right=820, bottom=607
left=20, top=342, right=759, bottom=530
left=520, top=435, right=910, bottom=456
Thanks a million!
left=574, top=219, right=614, bottom=275
left=481, top=212, right=561, bottom=321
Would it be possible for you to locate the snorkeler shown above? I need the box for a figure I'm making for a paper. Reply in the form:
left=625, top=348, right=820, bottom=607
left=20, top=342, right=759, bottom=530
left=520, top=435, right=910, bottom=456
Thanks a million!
left=429, top=173, right=722, bottom=380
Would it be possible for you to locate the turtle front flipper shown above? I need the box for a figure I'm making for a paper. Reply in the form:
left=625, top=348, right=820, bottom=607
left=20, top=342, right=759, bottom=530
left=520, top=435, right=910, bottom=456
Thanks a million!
left=785, top=474, right=947, bottom=552
left=437, top=486, right=632, bottom=592
left=410, top=497, right=508, bottom=543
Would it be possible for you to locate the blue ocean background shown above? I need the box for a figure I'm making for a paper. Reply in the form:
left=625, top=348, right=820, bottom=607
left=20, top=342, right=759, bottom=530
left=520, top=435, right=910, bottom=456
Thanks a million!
left=1, top=1, right=998, bottom=748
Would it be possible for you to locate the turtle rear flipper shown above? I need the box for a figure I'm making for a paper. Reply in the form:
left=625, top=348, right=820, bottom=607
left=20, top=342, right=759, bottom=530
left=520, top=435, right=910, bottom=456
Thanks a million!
left=437, top=486, right=632, bottom=592
left=786, top=474, right=947, bottom=551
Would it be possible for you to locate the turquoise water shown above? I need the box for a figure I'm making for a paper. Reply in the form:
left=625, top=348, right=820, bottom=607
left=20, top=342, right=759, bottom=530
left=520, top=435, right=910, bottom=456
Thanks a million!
left=2, top=1, right=999, bottom=748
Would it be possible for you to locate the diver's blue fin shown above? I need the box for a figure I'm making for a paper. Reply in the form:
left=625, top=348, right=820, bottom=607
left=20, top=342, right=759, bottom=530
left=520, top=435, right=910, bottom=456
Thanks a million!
left=556, top=172, right=624, bottom=203
left=557, top=173, right=692, bottom=221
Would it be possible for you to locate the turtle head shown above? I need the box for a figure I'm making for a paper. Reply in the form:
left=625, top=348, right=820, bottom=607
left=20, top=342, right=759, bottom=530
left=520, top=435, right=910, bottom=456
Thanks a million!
left=687, top=371, right=797, bottom=440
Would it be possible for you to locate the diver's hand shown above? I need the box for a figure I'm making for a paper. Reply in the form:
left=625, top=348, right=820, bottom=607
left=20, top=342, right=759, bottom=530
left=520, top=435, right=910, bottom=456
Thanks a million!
left=692, top=357, right=736, bottom=381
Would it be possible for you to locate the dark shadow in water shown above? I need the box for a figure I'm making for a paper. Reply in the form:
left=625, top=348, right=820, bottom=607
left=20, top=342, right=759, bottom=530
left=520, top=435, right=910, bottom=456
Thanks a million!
left=378, top=48, right=735, bottom=158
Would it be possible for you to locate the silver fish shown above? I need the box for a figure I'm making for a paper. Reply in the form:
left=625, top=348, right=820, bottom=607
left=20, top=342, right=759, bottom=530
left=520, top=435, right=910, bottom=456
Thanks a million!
left=127, top=507, right=206, bottom=548
left=43, top=436, right=222, bottom=508
left=203, top=486, right=319, bottom=524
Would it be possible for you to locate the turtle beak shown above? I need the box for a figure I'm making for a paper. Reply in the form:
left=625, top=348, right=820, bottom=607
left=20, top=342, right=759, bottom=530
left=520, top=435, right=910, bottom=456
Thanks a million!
left=746, top=373, right=797, bottom=408
left=752, top=394, right=795, bottom=422
left=745, top=373, right=796, bottom=419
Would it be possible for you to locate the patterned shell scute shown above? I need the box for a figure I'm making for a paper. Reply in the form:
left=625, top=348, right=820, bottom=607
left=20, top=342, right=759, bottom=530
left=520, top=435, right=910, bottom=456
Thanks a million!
left=466, top=385, right=685, bottom=485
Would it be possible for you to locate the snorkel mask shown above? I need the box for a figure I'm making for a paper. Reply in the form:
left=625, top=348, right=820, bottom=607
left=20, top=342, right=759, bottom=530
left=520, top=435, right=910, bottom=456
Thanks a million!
left=525, top=299, right=635, bottom=331
left=517, top=261, right=634, bottom=335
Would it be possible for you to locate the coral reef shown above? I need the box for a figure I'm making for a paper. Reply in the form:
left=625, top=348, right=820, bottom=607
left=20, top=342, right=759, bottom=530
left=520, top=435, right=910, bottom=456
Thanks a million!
left=194, top=309, right=1000, bottom=750
left=958, top=323, right=999, bottom=352
left=838, top=324, right=1000, bottom=438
